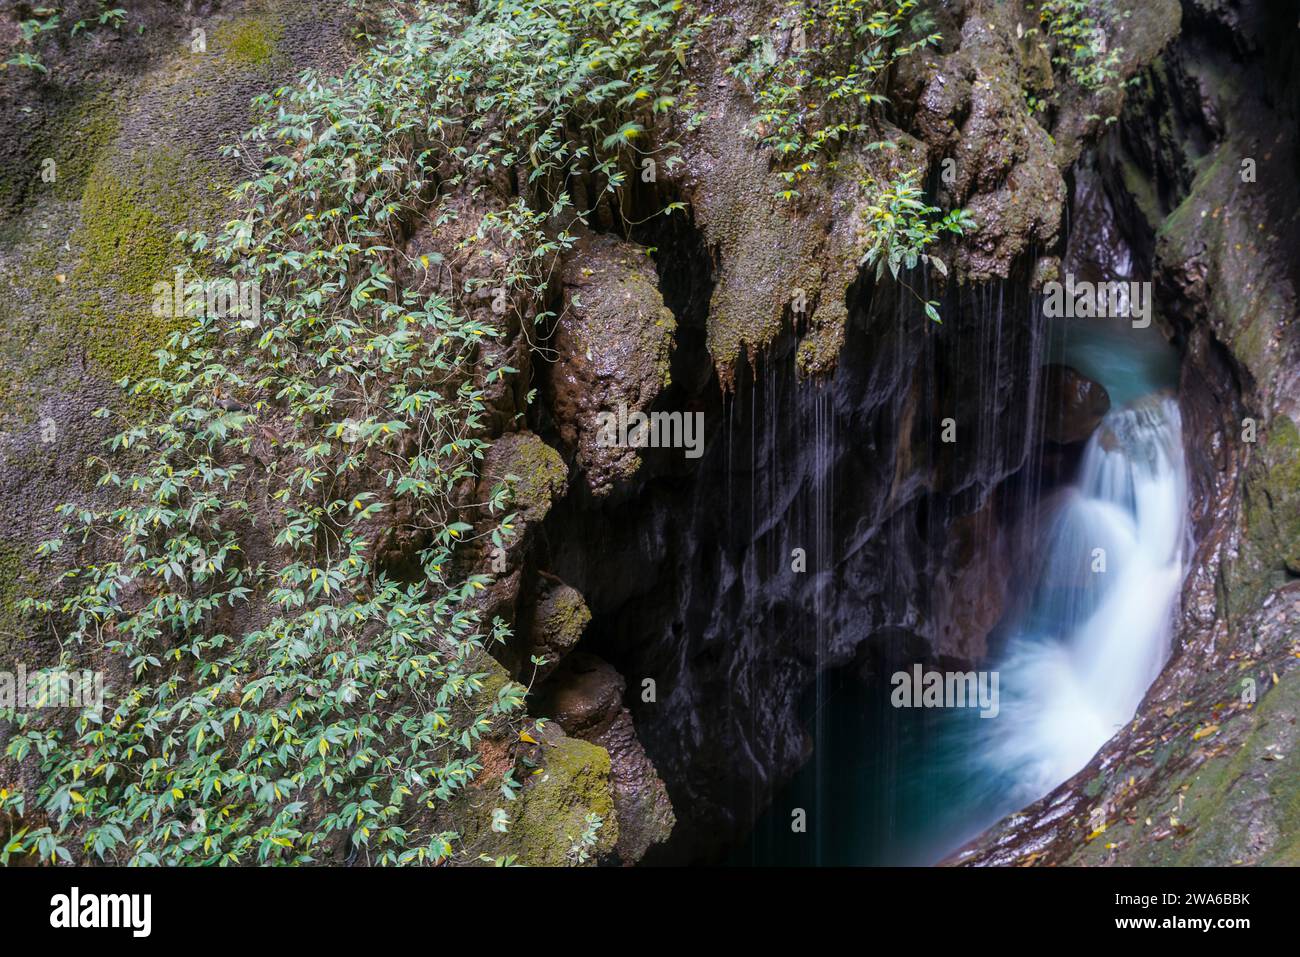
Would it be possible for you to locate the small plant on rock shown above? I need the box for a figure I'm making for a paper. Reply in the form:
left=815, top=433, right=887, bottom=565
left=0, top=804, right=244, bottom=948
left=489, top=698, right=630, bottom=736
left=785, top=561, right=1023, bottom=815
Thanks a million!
left=857, top=168, right=975, bottom=323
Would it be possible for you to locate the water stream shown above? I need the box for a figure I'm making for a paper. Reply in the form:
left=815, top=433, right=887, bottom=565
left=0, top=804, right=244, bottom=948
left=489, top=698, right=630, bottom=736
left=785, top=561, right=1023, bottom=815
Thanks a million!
left=983, top=392, right=1187, bottom=803
left=740, top=310, right=1185, bottom=865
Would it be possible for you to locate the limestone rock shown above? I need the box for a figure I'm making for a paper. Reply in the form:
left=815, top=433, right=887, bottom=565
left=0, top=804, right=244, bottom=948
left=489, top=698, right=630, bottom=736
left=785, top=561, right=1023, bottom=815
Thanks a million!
left=1043, top=364, right=1111, bottom=445
left=539, top=654, right=677, bottom=862
left=548, top=233, right=676, bottom=496
left=528, top=579, right=592, bottom=681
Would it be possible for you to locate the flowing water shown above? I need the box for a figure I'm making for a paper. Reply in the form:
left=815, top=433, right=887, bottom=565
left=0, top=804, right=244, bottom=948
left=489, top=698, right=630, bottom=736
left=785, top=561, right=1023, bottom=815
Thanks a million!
left=983, top=392, right=1187, bottom=803
left=977, top=313, right=1186, bottom=794
left=740, top=312, right=1185, bottom=865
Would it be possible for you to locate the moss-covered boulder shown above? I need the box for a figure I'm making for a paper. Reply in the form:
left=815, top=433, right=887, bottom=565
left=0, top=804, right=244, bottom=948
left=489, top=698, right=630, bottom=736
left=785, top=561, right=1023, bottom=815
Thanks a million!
left=509, top=735, right=620, bottom=865
left=548, top=232, right=676, bottom=495
left=535, top=654, right=676, bottom=863
left=456, top=718, right=620, bottom=867
left=478, top=430, right=569, bottom=526
left=528, top=579, right=592, bottom=680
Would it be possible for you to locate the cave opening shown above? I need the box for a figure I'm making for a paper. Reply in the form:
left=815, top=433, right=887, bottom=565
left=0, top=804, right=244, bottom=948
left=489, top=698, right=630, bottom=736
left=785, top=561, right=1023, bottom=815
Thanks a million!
left=522, top=98, right=1247, bottom=864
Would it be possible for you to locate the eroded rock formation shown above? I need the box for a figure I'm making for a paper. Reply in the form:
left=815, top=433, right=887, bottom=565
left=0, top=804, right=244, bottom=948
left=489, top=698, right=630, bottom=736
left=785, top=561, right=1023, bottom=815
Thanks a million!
left=1, top=0, right=1295, bottom=869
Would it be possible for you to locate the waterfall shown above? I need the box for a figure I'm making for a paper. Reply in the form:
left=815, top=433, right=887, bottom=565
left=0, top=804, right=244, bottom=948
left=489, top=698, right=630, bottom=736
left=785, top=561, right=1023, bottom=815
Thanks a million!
left=730, top=274, right=1188, bottom=864
left=981, top=394, right=1189, bottom=801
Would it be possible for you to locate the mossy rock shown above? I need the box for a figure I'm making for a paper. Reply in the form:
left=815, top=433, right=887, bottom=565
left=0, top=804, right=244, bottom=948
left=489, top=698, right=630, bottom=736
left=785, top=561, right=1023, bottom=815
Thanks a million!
left=546, top=232, right=678, bottom=492
left=467, top=654, right=526, bottom=722
left=531, top=582, right=591, bottom=670
left=458, top=731, right=619, bottom=866
left=0, top=541, right=29, bottom=671
left=214, top=13, right=287, bottom=69
left=511, top=736, right=619, bottom=865
left=59, top=147, right=218, bottom=386
left=1138, top=676, right=1300, bottom=866
left=1247, top=416, right=1300, bottom=574
left=480, top=430, right=568, bottom=524
left=1149, top=101, right=1293, bottom=411
left=14, top=92, right=123, bottom=207
left=1228, top=416, right=1300, bottom=616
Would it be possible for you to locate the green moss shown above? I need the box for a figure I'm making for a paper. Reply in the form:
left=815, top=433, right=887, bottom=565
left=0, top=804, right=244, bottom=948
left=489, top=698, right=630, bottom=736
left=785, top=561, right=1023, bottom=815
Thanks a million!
left=1267, top=705, right=1300, bottom=867
left=563, top=237, right=676, bottom=395
left=536, top=585, right=591, bottom=654
left=1063, top=674, right=1300, bottom=866
left=1155, top=141, right=1288, bottom=387
left=607, top=269, right=676, bottom=389
left=0, top=543, right=27, bottom=670
left=1083, top=772, right=1106, bottom=799
left=511, top=736, right=618, bottom=865
left=48, top=93, right=122, bottom=202
left=58, top=148, right=223, bottom=386
left=496, top=432, right=568, bottom=522
left=0, top=221, right=66, bottom=422
left=1254, top=416, right=1300, bottom=572
left=469, top=657, right=524, bottom=718
left=1227, top=416, right=1300, bottom=616
left=1118, top=155, right=1162, bottom=227
left=0, top=91, right=122, bottom=218
left=451, top=730, right=620, bottom=865
left=215, top=14, right=285, bottom=68
left=1170, top=677, right=1300, bottom=865
left=80, top=169, right=176, bottom=301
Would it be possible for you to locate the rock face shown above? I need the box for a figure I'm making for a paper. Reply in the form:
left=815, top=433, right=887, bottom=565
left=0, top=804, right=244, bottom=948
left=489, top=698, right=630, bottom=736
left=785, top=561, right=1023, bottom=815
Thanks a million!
left=2, top=0, right=1291, bottom=870
left=0, top=0, right=352, bottom=676
left=533, top=0, right=1181, bottom=860
left=909, top=4, right=1068, bottom=282
left=451, top=708, right=622, bottom=867
left=547, top=232, right=677, bottom=497
left=546, top=279, right=1047, bottom=857
left=527, top=580, right=593, bottom=682
left=536, top=654, right=677, bottom=864
left=1042, top=364, right=1111, bottom=445
left=675, top=0, right=1179, bottom=384
left=0, top=0, right=679, bottom=868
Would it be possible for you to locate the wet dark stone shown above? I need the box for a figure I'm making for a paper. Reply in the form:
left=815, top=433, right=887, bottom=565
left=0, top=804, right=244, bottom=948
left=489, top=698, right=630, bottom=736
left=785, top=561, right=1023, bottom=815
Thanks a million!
left=1042, top=364, right=1111, bottom=445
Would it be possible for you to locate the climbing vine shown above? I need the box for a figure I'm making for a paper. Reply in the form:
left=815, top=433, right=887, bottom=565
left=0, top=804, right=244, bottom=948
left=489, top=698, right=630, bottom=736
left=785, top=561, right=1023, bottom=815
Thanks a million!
left=3, top=2, right=131, bottom=74
left=728, top=0, right=939, bottom=201
left=1, top=0, right=698, bottom=866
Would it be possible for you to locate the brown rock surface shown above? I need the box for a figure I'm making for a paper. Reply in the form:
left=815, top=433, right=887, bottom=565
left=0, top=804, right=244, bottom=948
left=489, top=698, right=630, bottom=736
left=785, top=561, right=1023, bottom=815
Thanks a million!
left=1042, top=364, right=1111, bottom=445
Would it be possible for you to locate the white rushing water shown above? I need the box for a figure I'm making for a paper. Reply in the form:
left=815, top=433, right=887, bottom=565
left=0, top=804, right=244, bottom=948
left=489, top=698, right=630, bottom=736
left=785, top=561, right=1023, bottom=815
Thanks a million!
left=984, top=395, right=1188, bottom=801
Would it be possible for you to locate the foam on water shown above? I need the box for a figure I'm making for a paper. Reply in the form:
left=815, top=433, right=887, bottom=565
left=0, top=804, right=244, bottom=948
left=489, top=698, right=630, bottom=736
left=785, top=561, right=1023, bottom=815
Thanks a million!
left=983, top=395, right=1188, bottom=800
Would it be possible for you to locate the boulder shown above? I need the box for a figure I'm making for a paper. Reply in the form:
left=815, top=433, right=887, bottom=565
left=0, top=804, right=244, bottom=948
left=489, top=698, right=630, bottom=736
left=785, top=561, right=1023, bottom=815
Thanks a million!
left=548, top=232, right=676, bottom=495
left=539, top=654, right=677, bottom=862
left=1043, top=363, right=1110, bottom=444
